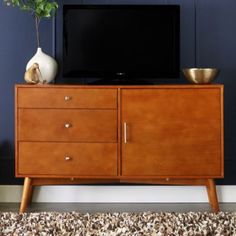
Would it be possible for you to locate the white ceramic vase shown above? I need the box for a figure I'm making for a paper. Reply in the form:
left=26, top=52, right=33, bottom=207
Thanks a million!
left=26, top=48, right=58, bottom=84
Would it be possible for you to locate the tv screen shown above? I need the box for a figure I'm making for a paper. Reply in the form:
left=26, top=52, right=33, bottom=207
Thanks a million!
left=63, top=5, right=180, bottom=80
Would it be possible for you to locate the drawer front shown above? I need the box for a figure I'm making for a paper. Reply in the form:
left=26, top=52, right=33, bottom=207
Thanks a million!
left=17, top=88, right=117, bottom=109
left=18, top=109, right=117, bottom=142
left=18, top=142, right=117, bottom=176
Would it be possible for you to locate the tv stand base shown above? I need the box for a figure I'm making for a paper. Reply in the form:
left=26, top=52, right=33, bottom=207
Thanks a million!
left=19, top=177, right=219, bottom=213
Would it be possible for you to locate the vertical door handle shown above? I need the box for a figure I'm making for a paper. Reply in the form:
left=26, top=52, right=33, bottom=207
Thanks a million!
left=124, top=122, right=128, bottom=144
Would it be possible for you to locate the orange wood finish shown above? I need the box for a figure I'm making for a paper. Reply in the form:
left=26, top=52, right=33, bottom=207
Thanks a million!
left=17, top=87, right=117, bottom=109
left=206, top=179, right=220, bottom=213
left=18, top=142, right=117, bottom=177
left=19, top=177, right=32, bottom=213
left=30, top=178, right=208, bottom=186
left=15, top=84, right=224, bottom=212
left=18, top=109, right=117, bottom=142
left=19, top=177, right=219, bottom=213
left=121, top=88, right=223, bottom=177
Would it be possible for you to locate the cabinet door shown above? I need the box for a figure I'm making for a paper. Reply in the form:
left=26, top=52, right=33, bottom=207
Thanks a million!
left=121, top=88, right=223, bottom=178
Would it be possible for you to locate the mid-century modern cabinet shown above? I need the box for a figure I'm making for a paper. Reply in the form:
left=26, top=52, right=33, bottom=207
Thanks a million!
left=15, top=84, right=224, bottom=213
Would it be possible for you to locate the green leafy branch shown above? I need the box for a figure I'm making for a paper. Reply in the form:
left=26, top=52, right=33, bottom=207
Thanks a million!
left=3, top=0, right=58, bottom=47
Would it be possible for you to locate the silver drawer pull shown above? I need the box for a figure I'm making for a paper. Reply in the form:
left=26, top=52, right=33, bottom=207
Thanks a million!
left=64, top=156, right=71, bottom=161
left=64, top=123, right=72, bottom=128
left=124, top=122, right=128, bottom=144
left=64, top=96, right=71, bottom=101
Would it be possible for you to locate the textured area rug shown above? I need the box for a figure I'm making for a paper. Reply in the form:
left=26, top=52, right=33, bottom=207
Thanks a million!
left=1, top=211, right=236, bottom=235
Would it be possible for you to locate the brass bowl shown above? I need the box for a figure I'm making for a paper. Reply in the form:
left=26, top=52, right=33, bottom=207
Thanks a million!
left=182, top=68, right=219, bottom=84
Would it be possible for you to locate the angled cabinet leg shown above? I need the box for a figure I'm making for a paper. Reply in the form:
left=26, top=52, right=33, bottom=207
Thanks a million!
left=19, top=177, right=32, bottom=213
left=206, top=179, right=220, bottom=213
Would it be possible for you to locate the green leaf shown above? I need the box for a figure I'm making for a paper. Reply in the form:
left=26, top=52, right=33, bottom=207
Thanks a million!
left=35, top=0, right=44, bottom=3
left=12, top=0, right=20, bottom=7
left=38, top=2, right=45, bottom=11
left=3, top=0, right=58, bottom=18
left=20, top=4, right=31, bottom=11
left=35, top=8, right=42, bottom=16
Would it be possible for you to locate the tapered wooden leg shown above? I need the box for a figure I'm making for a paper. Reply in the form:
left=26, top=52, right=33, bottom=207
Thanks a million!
left=19, top=177, right=32, bottom=213
left=206, top=179, right=219, bottom=213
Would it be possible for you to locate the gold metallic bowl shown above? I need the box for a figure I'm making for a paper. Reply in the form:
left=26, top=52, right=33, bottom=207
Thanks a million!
left=182, top=68, right=219, bottom=84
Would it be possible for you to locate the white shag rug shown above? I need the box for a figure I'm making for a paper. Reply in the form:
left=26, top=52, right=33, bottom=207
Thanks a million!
left=1, top=211, right=236, bottom=235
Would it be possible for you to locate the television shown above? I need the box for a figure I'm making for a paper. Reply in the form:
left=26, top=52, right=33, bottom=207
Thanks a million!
left=63, top=5, right=180, bottom=82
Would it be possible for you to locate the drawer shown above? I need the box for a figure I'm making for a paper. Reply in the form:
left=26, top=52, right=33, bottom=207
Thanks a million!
left=18, top=109, right=117, bottom=142
left=17, top=142, right=117, bottom=176
left=17, top=88, right=117, bottom=109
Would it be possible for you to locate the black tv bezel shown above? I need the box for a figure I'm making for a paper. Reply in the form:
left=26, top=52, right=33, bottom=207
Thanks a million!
left=63, top=4, right=180, bottom=80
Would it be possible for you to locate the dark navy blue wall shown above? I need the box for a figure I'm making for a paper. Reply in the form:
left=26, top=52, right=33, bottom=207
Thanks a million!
left=0, top=2, right=53, bottom=184
left=0, top=0, right=236, bottom=184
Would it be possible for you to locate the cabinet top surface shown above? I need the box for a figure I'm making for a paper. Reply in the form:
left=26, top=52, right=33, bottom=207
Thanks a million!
left=15, top=84, right=224, bottom=89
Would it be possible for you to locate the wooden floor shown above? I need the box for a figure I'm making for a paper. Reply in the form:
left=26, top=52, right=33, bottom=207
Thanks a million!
left=0, top=203, right=236, bottom=213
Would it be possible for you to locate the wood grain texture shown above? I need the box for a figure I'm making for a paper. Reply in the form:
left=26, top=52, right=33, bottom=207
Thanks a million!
left=117, top=88, right=121, bottom=177
left=30, top=178, right=207, bottom=186
left=15, top=84, right=223, bottom=89
left=121, top=88, right=223, bottom=177
left=18, top=142, right=117, bottom=177
left=206, top=179, right=219, bottom=213
left=19, top=177, right=32, bottom=213
left=17, top=87, right=117, bottom=109
left=18, top=109, right=117, bottom=142
left=15, top=84, right=223, bottom=213
left=31, top=178, right=121, bottom=185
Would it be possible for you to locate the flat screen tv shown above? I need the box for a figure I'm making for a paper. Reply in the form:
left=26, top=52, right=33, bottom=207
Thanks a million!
left=63, top=5, right=180, bottom=81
